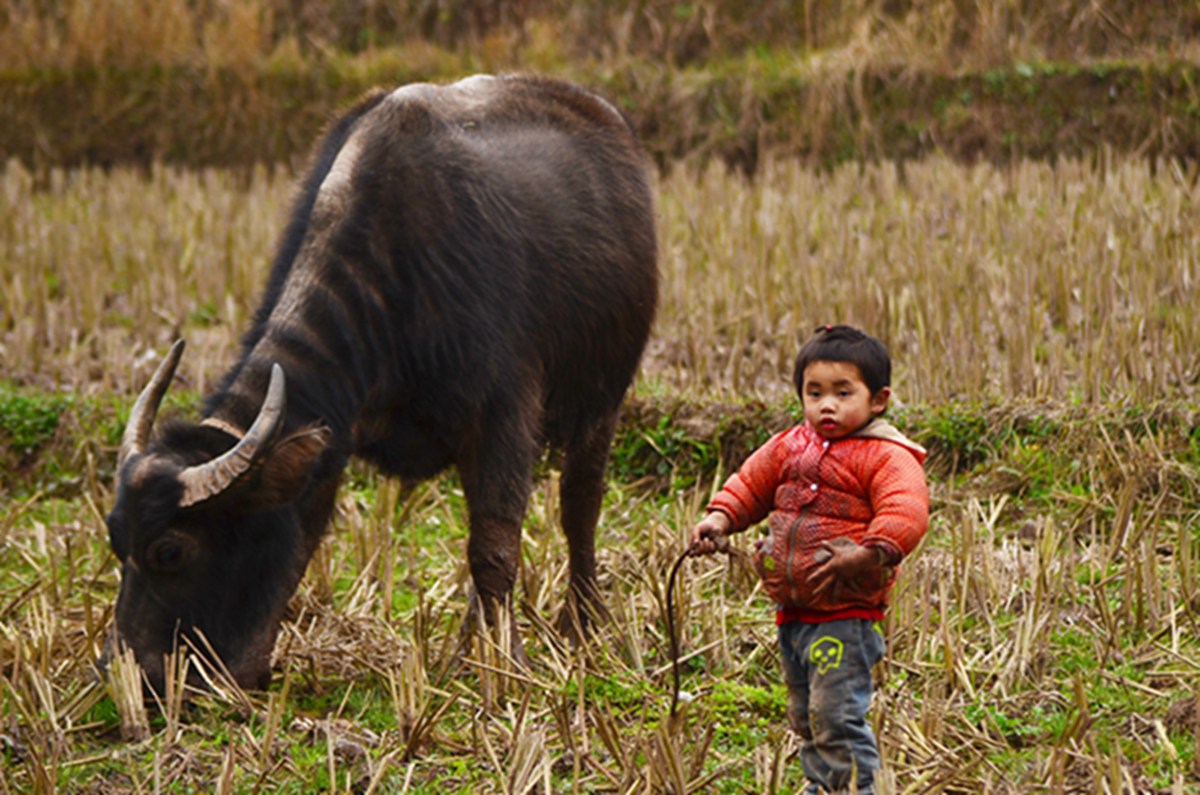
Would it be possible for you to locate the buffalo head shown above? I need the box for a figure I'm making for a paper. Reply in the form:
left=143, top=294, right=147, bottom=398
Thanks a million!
left=103, top=341, right=331, bottom=692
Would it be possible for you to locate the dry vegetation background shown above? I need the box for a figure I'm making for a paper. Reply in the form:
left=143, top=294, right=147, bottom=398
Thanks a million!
left=2, top=0, right=1199, bottom=169
left=2, top=1, right=1200, bottom=794
left=2, top=0, right=1197, bottom=71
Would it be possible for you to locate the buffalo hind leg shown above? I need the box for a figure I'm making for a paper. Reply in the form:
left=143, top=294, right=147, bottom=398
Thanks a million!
left=556, top=408, right=619, bottom=641
left=457, top=407, right=538, bottom=668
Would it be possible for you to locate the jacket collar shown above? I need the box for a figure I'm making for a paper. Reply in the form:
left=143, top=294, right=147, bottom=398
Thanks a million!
left=849, top=417, right=927, bottom=460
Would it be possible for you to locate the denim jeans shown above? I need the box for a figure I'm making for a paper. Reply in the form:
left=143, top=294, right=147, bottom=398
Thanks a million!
left=778, top=619, right=885, bottom=795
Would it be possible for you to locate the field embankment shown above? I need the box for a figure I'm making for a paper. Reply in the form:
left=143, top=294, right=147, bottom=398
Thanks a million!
left=4, top=59, right=1199, bottom=172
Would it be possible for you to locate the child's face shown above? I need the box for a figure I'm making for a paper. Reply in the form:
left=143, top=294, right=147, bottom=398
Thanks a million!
left=801, top=360, right=891, bottom=440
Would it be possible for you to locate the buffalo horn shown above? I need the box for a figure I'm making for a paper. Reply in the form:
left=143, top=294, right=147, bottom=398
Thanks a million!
left=177, top=364, right=286, bottom=508
left=117, top=339, right=186, bottom=472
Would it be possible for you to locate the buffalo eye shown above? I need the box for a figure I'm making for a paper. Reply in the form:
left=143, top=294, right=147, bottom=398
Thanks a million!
left=146, top=536, right=194, bottom=574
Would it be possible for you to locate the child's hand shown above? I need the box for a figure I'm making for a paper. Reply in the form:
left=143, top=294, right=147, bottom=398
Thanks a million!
left=688, top=512, right=733, bottom=557
left=809, top=539, right=881, bottom=596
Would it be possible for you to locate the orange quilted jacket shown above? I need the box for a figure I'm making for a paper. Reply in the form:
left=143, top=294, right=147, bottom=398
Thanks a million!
left=708, top=418, right=929, bottom=620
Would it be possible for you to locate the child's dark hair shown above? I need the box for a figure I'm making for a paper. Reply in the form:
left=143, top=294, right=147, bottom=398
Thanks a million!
left=793, top=325, right=892, bottom=397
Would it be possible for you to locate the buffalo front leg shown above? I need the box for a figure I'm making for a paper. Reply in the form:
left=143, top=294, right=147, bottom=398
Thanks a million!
left=556, top=408, right=618, bottom=640
left=457, top=408, right=537, bottom=668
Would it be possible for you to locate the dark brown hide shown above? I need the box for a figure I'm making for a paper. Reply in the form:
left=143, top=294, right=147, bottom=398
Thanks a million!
left=104, top=75, right=657, bottom=692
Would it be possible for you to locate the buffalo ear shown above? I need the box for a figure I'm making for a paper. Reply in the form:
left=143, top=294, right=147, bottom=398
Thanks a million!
left=250, top=425, right=333, bottom=510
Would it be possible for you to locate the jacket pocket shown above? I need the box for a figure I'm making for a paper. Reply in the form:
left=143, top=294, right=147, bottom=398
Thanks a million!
left=752, top=534, right=776, bottom=581
left=756, top=513, right=806, bottom=605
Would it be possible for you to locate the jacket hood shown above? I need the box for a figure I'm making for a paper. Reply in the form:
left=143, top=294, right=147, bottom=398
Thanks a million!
left=851, top=418, right=927, bottom=462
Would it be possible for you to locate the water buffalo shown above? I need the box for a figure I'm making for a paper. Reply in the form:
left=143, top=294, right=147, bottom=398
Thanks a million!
left=104, top=74, right=658, bottom=692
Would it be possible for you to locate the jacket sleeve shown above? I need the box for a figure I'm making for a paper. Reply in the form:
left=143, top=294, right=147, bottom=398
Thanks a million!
left=706, top=430, right=789, bottom=532
left=861, top=444, right=929, bottom=562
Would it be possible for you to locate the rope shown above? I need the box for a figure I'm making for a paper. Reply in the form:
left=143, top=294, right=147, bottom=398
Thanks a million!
left=665, top=534, right=737, bottom=718
left=665, top=546, right=692, bottom=719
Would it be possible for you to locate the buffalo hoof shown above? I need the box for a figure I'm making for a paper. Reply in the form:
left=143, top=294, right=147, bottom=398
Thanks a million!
left=458, top=588, right=532, bottom=671
left=554, top=582, right=611, bottom=646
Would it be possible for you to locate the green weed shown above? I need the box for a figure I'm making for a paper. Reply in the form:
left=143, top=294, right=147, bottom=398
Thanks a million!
left=0, top=384, right=68, bottom=456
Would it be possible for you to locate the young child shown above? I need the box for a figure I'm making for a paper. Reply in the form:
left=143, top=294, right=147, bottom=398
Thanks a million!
left=690, top=324, right=929, bottom=795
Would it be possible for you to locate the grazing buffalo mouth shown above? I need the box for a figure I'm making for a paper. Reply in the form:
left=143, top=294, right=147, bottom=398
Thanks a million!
left=98, top=621, right=274, bottom=696
left=104, top=74, right=658, bottom=689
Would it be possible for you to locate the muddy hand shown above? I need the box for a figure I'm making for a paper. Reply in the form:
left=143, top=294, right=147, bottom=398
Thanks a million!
left=688, top=528, right=731, bottom=557
left=688, top=512, right=732, bottom=557
left=809, top=538, right=874, bottom=597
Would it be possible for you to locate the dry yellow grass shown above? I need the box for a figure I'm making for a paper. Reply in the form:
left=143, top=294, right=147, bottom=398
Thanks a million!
left=2, top=443, right=1198, bottom=791
left=3, top=155, right=1197, bottom=407
left=0, top=163, right=288, bottom=396
left=652, top=155, right=1200, bottom=406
